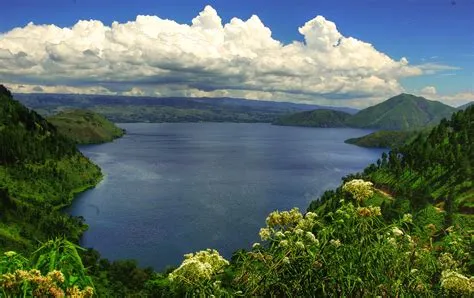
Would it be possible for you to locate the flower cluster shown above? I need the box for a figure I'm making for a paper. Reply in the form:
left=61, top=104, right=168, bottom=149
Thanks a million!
left=4, top=251, right=17, bottom=257
left=440, top=270, right=474, bottom=295
left=402, top=213, right=413, bottom=223
left=258, top=208, right=321, bottom=250
left=266, top=208, right=304, bottom=228
left=329, top=239, right=341, bottom=248
left=0, top=269, right=93, bottom=298
left=392, top=227, right=404, bottom=236
left=342, top=179, right=374, bottom=203
left=438, top=253, right=458, bottom=270
left=169, top=249, right=229, bottom=285
left=356, top=206, right=381, bottom=217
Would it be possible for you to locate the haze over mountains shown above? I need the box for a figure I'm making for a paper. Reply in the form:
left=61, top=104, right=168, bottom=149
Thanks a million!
left=14, top=93, right=358, bottom=123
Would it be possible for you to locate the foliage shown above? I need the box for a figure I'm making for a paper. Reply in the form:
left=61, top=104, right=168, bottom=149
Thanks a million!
left=0, top=239, right=94, bottom=297
left=274, top=93, right=456, bottom=130
left=0, top=86, right=102, bottom=251
left=345, top=93, right=456, bottom=129
left=47, top=109, right=125, bottom=144
left=273, top=109, right=351, bottom=127
left=344, top=129, right=426, bottom=149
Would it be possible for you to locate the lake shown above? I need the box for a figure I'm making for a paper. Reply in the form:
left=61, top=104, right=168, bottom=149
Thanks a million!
left=67, top=123, right=384, bottom=270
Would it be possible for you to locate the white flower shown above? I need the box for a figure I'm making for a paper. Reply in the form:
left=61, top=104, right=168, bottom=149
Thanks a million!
left=329, top=239, right=341, bottom=247
left=295, top=228, right=304, bottom=236
left=305, top=231, right=317, bottom=243
left=279, top=240, right=289, bottom=247
left=305, top=212, right=318, bottom=220
left=387, top=237, right=397, bottom=246
left=275, top=231, right=285, bottom=238
left=392, top=227, right=404, bottom=236
left=342, top=179, right=374, bottom=202
left=259, top=228, right=272, bottom=241
left=252, top=242, right=261, bottom=249
left=282, top=257, right=290, bottom=265
left=402, top=213, right=413, bottom=223
left=440, top=270, right=474, bottom=295
left=4, top=251, right=16, bottom=257
left=296, top=241, right=305, bottom=250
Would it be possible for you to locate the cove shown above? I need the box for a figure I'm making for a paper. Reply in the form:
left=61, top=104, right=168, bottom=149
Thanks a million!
left=67, top=123, right=385, bottom=270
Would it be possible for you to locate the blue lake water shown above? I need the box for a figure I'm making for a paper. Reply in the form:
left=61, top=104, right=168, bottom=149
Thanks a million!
left=67, top=123, right=384, bottom=270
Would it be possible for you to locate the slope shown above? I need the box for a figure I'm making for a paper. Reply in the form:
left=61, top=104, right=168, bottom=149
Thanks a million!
left=346, top=93, right=456, bottom=130
left=0, top=85, right=102, bottom=251
left=47, top=109, right=125, bottom=144
left=344, top=128, right=432, bottom=149
left=272, top=109, right=352, bottom=127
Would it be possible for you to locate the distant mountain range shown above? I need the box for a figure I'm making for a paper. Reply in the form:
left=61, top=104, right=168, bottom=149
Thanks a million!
left=273, top=109, right=352, bottom=127
left=274, top=94, right=457, bottom=130
left=14, top=93, right=358, bottom=123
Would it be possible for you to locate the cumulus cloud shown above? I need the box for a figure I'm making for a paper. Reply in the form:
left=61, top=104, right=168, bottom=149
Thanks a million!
left=420, top=86, right=437, bottom=95
left=0, top=5, right=440, bottom=105
left=417, top=85, right=473, bottom=107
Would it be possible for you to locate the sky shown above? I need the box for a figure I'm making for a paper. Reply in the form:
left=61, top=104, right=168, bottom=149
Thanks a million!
left=0, top=0, right=473, bottom=107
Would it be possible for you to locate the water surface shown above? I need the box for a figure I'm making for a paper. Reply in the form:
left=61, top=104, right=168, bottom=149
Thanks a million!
left=68, top=123, right=384, bottom=270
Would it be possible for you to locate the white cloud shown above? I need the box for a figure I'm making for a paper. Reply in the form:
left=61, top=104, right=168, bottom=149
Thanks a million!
left=416, top=63, right=461, bottom=75
left=416, top=85, right=473, bottom=107
left=0, top=6, right=428, bottom=105
left=420, top=86, right=437, bottom=95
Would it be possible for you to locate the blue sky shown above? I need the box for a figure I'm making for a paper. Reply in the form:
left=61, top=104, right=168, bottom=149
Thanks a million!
left=1, top=0, right=473, bottom=107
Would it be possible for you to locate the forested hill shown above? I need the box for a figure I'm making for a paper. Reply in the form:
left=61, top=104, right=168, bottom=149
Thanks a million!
left=47, top=109, right=125, bottom=144
left=371, top=105, right=472, bottom=205
left=344, top=129, right=426, bottom=149
left=346, top=93, right=456, bottom=129
left=273, top=109, right=352, bottom=127
left=339, top=105, right=473, bottom=221
left=0, top=85, right=102, bottom=251
left=274, top=93, right=457, bottom=130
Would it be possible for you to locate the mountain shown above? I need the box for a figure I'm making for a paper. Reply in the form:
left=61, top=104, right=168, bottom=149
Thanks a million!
left=273, top=109, right=352, bottom=127
left=345, top=93, right=457, bottom=129
left=273, top=94, right=457, bottom=130
left=458, top=101, right=474, bottom=110
left=14, top=93, right=358, bottom=123
left=47, top=109, right=125, bottom=144
left=0, top=85, right=102, bottom=251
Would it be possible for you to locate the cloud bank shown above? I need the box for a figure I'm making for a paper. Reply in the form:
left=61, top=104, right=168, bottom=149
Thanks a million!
left=0, top=5, right=460, bottom=106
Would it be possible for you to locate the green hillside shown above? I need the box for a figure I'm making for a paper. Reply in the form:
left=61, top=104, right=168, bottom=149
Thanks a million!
left=47, top=109, right=124, bottom=144
left=1, top=85, right=472, bottom=296
left=273, top=109, right=352, bottom=127
left=274, top=93, right=457, bottom=130
left=346, top=93, right=456, bottom=129
left=0, top=85, right=102, bottom=251
left=344, top=129, right=427, bottom=148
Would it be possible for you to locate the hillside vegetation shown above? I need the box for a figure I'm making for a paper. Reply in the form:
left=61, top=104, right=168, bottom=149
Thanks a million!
left=346, top=93, right=456, bottom=129
left=344, top=129, right=426, bottom=148
left=1, top=86, right=472, bottom=296
left=274, top=93, right=457, bottom=130
left=273, top=109, right=351, bottom=127
left=47, top=109, right=124, bottom=144
left=0, top=85, right=102, bottom=252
